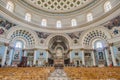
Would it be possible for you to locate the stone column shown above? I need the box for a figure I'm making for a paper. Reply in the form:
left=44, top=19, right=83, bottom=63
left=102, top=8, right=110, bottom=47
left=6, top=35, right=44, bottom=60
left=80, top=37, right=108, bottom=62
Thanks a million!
left=2, top=43, right=9, bottom=66
left=69, top=49, right=72, bottom=63
left=109, top=43, right=117, bottom=66
left=33, top=49, right=37, bottom=65
left=23, top=50, right=27, bottom=57
left=104, top=47, right=110, bottom=66
left=8, top=47, right=14, bottom=66
left=81, top=48, right=85, bottom=66
left=92, top=50, right=96, bottom=66
left=46, top=49, right=48, bottom=63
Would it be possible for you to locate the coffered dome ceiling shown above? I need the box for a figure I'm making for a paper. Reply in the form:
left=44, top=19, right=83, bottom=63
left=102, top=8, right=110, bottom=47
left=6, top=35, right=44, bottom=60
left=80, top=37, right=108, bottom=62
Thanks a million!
left=22, top=0, right=95, bottom=13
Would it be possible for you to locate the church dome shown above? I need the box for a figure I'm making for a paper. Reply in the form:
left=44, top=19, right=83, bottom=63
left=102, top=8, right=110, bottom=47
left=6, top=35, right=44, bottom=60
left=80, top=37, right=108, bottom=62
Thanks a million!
left=0, top=0, right=119, bottom=33
left=22, top=0, right=95, bottom=14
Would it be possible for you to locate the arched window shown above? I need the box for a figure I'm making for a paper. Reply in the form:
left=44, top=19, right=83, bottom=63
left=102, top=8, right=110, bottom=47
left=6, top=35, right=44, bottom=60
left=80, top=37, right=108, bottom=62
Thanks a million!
left=87, top=13, right=93, bottom=22
left=15, top=41, right=23, bottom=48
left=41, top=19, right=47, bottom=27
left=71, top=19, right=77, bottom=27
left=25, top=13, right=31, bottom=22
left=6, top=1, right=14, bottom=12
left=104, top=1, right=112, bottom=12
left=56, top=20, right=62, bottom=28
left=96, top=42, right=103, bottom=48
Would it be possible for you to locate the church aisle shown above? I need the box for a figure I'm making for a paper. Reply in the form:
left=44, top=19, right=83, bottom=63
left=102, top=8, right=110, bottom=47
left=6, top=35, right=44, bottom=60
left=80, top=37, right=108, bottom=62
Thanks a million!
left=48, top=68, right=70, bottom=80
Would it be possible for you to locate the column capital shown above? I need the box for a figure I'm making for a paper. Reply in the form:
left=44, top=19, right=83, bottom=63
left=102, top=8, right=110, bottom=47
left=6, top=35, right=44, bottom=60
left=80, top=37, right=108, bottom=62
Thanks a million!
left=4, top=43, right=9, bottom=46
left=23, top=48, right=30, bottom=51
left=109, top=43, right=113, bottom=47
left=46, top=49, right=49, bottom=51
left=80, top=48, right=84, bottom=51
left=69, top=49, right=73, bottom=51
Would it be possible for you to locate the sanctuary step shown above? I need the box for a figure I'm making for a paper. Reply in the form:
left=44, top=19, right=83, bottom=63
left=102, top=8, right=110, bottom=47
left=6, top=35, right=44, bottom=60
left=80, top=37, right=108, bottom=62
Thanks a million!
left=48, top=69, right=70, bottom=80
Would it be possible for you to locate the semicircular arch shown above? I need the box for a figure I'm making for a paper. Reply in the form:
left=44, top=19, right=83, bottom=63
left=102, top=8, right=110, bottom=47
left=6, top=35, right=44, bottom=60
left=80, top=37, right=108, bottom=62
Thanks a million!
left=80, top=26, right=111, bottom=48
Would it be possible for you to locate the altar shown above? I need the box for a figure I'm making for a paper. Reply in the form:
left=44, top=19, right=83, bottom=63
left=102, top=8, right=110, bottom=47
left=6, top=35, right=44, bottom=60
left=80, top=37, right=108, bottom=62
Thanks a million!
left=54, top=58, right=64, bottom=65
left=54, top=58, right=64, bottom=68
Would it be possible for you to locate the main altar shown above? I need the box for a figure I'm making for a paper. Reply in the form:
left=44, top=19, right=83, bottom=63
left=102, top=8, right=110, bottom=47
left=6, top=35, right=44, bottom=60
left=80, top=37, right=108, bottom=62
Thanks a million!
left=53, top=47, right=65, bottom=68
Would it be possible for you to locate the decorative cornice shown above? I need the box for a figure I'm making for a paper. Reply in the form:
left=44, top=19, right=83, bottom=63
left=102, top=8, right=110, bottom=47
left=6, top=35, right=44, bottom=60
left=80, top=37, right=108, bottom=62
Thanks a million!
left=80, top=48, right=84, bottom=50
left=46, top=49, right=49, bottom=51
left=23, top=48, right=35, bottom=51
left=80, top=48, right=94, bottom=51
left=33, top=48, right=38, bottom=50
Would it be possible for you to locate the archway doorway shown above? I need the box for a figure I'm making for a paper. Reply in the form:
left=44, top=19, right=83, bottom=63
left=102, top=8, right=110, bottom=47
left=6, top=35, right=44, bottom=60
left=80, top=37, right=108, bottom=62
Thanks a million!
left=48, top=35, right=69, bottom=67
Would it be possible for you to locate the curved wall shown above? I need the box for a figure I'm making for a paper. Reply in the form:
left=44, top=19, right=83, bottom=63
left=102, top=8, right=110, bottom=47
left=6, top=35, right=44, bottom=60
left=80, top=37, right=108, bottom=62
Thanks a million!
left=0, top=0, right=120, bottom=31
